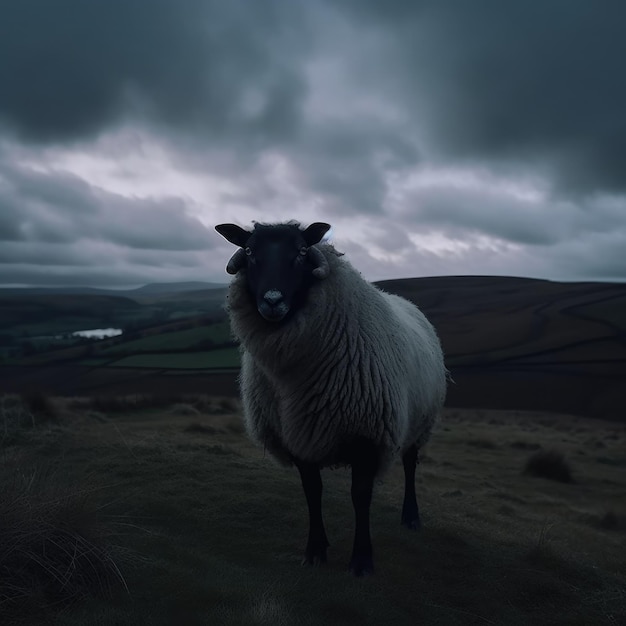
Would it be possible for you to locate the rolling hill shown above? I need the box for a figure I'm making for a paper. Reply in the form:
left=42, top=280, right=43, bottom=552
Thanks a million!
left=1, top=276, right=625, bottom=420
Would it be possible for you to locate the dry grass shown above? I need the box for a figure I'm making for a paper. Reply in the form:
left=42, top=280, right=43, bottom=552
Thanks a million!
left=0, top=465, right=128, bottom=621
left=68, top=394, right=241, bottom=418
left=2, top=402, right=625, bottom=624
left=169, top=403, right=201, bottom=417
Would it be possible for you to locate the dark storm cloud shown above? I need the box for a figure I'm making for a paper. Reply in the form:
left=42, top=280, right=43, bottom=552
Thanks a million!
left=294, top=120, right=420, bottom=215
left=334, top=0, right=626, bottom=196
left=1, top=0, right=626, bottom=285
left=0, top=0, right=309, bottom=144
left=403, top=185, right=565, bottom=246
left=1, top=0, right=414, bottom=216
left=2, top=0, right=625, bottom=200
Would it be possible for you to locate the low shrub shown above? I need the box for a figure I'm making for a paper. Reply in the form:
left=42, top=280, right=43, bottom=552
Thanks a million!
left=598, top=511, right=620, bottom=531
left=524, top=450, right=574, bottom=483
left=21, top=391, right=58, bottom=421
left=170, top=403, right=201, bottom=417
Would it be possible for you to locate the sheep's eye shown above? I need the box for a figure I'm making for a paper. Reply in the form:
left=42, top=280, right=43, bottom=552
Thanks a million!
left=245, top=247, right=252, bottom=256
left=299, top=246, right=308, bottom=256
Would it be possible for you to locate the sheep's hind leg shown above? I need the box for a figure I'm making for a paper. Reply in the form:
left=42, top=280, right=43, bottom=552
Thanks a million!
left=401, top=443, right=421, bottom=530
left=295, top=460, right=329, bottom=566
left=349, top=438, right=379, bottom=576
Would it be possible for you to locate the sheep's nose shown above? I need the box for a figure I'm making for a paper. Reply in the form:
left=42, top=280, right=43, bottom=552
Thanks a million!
left=263, top=290, right=284, bottom=306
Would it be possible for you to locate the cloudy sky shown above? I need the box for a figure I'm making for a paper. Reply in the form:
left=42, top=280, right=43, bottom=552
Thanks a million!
left=1, top=0, right=625, bottom=287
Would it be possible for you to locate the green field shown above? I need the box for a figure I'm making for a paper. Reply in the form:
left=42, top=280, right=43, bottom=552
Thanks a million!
left=0, top=287, right=229, bottom=363
left=108, top=348, right=240, bottom=369
left=100, top=322, right=232, bottom=355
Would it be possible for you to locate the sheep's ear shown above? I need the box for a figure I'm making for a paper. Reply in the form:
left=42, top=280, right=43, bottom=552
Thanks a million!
left=302, top=222, right=331, bottom=246
left=215, top=224, right=251, bottom=248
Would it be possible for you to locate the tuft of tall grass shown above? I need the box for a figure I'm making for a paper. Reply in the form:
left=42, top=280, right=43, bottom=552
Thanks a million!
left=598, top=511, right=621, bottom=531
left=1, top=395, right=33, bottom=441
left=524, top=449, right=574, bottom=483
left=0, top=465, right=128, bottom=616
left=20, top=391, right=58, bottom=421
left=1, top=393, right=64, bottom=447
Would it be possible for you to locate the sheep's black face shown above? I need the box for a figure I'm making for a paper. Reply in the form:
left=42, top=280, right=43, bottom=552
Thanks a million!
left=245, top=228, right=311, bottom=322
left=215, top=222, right=331, bottom=323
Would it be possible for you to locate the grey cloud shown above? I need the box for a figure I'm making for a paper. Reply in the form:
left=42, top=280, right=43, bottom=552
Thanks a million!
left=0, top=242, right=221, bottom=288
left=333, top=0, right=626, bottom=196
left=0, top=0, right=309, bottom=144
left=405, top=185, right=626, bottom=249
left=407, top=186, right=562, bottom=246
left=0, top=157, right=223, bottom=286
left=0, top=263, right=213, bottom=289
left=360, top=220, right=415, bottom=253
left=549, top=231, right=626, bottom=280
left=0, top=242, right=103, bottom=266
left=0, top=158, right=211, bottom=250
left=297, top=121, right=420, bottom=215
left=2, top=1, right=626, bottom=285
left=3, top=0, right=625, bottom=201
left=93, top=194, right=211, bottom=251
left=0, top=206, right=23, bottom=242
left=0, top=0, right=423, bottom=219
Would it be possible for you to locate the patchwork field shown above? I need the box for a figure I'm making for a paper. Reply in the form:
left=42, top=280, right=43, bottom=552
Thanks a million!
left=2, top=275, right=625, bottom=420
left=1, top=396, right=624, bottom=624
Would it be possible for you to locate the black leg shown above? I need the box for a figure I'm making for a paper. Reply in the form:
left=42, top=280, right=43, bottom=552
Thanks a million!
left=401, top=444, right=421, bottom=530
left=348, top=439, right=378, bottom=576
left=295, top=460, right=329, bottom=566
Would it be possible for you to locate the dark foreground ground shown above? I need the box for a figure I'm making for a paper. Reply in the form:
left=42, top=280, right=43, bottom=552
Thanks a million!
left=1, top=396, right=624, bottom=625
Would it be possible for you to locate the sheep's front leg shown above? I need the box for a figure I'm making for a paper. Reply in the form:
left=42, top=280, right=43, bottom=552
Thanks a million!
left=295, top=460, right=329, bottom=566
left=401, top=443, right=421, bottom=530
left=349, top=439, right=378, bottom=576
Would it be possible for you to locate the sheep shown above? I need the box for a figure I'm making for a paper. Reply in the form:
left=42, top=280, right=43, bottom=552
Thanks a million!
left=215, top=220, right=447, bottom=575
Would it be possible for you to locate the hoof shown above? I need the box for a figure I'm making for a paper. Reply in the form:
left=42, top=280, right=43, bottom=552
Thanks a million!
left=302, top=543, right=328, bottom=566
left=302, top=552, right=327, bottom=567
left=348, top=554, right=374, bottom=577
left=401, top=516, right=422, bottom=531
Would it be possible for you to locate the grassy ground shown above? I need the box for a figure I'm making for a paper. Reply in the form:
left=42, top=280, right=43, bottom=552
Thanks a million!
left=1, top=397, right=625, bottom=625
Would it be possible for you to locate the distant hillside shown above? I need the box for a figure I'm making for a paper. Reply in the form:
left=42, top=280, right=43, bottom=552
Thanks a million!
left=0, top=286, right=124, bottom=296
left=0, top=281, right=226, bottom=298
left=129, top=282, right=225, bottom=294
left=0, top=293, right=141, bottom=329
left=1, top=275, right=626, bottom=421
left=378, top=275, right=626, bottom=420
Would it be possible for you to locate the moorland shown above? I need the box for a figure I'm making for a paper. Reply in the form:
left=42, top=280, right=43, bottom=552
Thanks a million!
left=1, top=276, right=625, bottom=624
left=1, top=395, right=624, bottom=624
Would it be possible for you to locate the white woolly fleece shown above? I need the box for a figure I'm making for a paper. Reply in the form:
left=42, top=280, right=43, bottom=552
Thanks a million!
left=226, top=243, right=447, bottom=471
